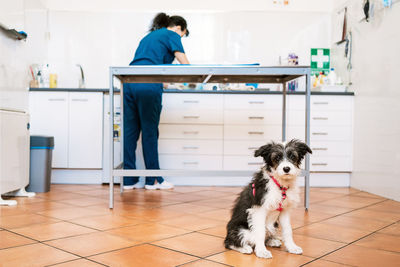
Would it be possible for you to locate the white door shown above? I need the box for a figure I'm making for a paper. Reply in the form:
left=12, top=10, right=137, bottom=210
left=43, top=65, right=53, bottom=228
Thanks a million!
left=29, top=92, right=69, bottom=168
left=68, top=92, right=103, bottom=168
left=0, top=110, right=30, bottom=194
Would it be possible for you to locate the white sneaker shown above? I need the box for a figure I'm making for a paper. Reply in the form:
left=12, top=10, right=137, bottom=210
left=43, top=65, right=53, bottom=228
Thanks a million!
left=123, top=183, right=143, bottom=190
left=145, top=181, right=174, bottom=190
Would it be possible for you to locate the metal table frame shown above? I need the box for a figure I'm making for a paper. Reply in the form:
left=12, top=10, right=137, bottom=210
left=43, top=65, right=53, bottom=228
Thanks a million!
left=109, top=65, right=311, bottom=209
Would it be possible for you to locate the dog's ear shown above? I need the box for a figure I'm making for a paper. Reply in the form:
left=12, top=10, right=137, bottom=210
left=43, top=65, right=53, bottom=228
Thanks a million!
left=254, top=144, right=274, bottom=158
left=289, top=139, right=312, bottom=159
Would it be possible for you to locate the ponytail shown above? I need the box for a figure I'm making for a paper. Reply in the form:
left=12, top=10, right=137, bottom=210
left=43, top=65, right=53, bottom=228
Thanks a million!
left=150, top=12, right=189, bottom=36
left=150, top=13, right=170, bottom=32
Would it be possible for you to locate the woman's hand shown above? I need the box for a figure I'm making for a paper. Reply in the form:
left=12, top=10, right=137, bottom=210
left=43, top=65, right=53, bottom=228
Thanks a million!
left=174, top=52, right=190, bottom=64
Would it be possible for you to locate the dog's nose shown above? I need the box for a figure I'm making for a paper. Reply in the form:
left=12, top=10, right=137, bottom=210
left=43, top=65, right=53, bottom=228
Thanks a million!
left=283, top=167, right=291, bottom=173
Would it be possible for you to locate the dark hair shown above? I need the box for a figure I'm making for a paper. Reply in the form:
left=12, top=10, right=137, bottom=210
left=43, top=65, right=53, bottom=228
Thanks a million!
left=150, top=12, right=189, bottom=37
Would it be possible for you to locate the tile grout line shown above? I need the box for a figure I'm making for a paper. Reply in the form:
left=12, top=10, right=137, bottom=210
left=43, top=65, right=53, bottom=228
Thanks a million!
left=299, top=220, right=400, bottom=266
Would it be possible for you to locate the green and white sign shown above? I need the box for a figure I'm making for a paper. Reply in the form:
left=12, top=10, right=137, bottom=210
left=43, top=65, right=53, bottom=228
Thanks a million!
left=311, top=48, right=330, bottom=75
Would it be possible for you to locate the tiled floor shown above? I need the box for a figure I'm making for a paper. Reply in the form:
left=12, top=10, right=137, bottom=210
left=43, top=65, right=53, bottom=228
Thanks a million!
left=1, top=185, right=399, bottom=267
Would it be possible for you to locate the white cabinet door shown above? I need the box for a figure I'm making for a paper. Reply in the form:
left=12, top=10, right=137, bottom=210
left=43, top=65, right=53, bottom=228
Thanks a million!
left=0, top=111, right=30, bottom=194
left=68, top=92, right=103, bottom=168
left=29, top=92, right=69, bottom=168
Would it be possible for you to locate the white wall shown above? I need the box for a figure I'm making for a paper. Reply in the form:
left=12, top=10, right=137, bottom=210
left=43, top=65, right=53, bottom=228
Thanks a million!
left=331, top=0, right=400, bottom=201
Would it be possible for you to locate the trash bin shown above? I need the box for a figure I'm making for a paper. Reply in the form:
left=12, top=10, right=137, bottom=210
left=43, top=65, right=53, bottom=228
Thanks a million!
left=26, top=135, right=54, bottom=193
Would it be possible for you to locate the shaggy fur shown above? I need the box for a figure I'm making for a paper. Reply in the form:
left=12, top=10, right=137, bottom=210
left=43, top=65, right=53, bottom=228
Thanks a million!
left=224, top=139, right=312, bottom=258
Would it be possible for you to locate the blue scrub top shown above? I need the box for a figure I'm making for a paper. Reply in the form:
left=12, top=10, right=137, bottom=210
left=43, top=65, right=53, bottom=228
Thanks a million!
left=130, top=28, right=185, bottom=65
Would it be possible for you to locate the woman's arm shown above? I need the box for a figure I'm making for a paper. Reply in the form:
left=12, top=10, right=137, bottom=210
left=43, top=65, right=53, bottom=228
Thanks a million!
left=174, top=52, right=190, bottom=64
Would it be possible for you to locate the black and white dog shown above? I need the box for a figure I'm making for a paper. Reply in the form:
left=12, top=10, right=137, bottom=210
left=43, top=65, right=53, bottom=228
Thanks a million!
left=224, top=139, right=312, bottom=258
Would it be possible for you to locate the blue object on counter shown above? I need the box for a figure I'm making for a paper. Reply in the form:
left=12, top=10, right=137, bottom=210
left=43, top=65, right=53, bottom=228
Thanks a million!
left=246, top=83, right=258, bottom=89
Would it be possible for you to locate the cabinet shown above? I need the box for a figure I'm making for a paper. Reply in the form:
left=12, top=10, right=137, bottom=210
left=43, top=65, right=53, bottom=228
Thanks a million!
left=29, top=91, right=103, bottom=169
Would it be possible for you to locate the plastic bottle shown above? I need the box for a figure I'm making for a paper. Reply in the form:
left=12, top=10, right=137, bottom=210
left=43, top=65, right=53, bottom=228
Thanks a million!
left=41, top=64, right=50, bottom=88
left=328, top=68, right=337, bottom=85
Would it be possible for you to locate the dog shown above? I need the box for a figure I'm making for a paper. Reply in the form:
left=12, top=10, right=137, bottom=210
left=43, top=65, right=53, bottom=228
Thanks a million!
left=224, top=139, right=312, bottom=258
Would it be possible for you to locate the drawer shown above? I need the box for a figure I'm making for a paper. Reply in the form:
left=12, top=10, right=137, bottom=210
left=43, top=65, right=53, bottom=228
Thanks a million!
left=159, top=155, right=222, bottom=170
left=224, top=125, right=281, bottom=140
left=309, top=141, right=352, bottom=157
left=224, top=109, right=282, bottom=125
left=224, top=95, right=282, bottom=110
left=159, top=124, right=223, bottom=139
left=287, top=95, right=353, bottom=111
left=224, top=140, right=268, bottom=156
left=159, top=139, right=223, bottom=155
left=309, top=156, right=352, bottom=172
left=160, top=109, right=223, bottom=124
left=287, top=126, right=352, bottom=141
left=223, top=156, right=264, bottom=171
left=287, top=110, right=352, bottom=126
left=162, top=93, right=223, bottom=109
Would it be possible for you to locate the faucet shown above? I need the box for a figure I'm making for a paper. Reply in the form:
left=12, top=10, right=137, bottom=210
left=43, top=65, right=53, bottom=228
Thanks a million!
left=76, top=64, right=85, bottom=88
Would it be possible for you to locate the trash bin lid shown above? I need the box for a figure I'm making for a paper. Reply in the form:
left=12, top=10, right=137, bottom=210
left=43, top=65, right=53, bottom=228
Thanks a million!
left=30, top=135, right=54, bottom=149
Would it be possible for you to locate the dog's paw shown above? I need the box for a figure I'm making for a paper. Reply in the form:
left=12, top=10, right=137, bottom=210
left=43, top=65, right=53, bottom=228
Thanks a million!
left=240, top=245, right=253, bottom=254
left=266, top=238, right=282, bottom=248
left=254, top=246, right=273, bottom=259
left=286, top=244, right=303, bottom=255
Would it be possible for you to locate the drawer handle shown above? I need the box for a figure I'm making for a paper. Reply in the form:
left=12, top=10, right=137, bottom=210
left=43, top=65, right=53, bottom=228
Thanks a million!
left=183, top=146, right=199, bottom=150
left=312, top=132, right=328, bottom=135
left=183, top=161, right=199, bottom=165
left=183, top=131, right=199, bottom=135
left=48, top=98, right=65, bottom=101
left=71, top=99, right=88, bottom=102
left=312, top=117, right=328, bottom=120
left=248, top=116, right=264, bottom=120
left=312, top=147, right=328, bottom=151
left=313, top=102, right=329, bottom=105
left=183, top=100, right=199, bottom=103
left=248, top=131, right=264, bottom=135
left=248, top=162, right=263, bottom=165
left=312, top=163, right=328, bottom=166
left=183, top=116, right=200, bottom=119
left=248, top=147, right=259, bottom=150
left=249, top=101, right=264, bottom=104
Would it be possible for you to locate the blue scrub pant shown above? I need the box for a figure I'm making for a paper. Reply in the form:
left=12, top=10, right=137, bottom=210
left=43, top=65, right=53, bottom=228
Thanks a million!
left=123, top=83, right=164, bottom=186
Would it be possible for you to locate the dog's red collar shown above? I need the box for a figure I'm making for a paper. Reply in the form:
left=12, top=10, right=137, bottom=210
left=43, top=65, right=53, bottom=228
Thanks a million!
left=252, top=176, right=288, bottom=212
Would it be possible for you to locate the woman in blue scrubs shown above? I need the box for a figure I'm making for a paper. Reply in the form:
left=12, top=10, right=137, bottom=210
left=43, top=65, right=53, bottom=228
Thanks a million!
left=123, top=13, right=190, bottom=190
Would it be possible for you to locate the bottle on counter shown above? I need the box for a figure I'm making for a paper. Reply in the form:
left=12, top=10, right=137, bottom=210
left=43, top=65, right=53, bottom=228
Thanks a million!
left=41, top=64, right=50, bottom=88
left=328, top=68, right=337, bottom=85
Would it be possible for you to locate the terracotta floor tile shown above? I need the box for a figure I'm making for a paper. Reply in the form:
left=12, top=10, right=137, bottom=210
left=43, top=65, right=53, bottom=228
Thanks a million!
left=192, top=190, right=233, bottom=198
left=199, top=225, right=227, bottom=238
left=279, top=234, right=346, bottom=258
left=0, top=206, right=30, bottom=217
left=122, top=207, right=187, bottom=222
left=162, top=203, right=218, bottom=215
left=0, top=231, right=37, bottom=249
left=206, top=249, right=313, bottom=267
left=159, top=214, right=224, bottom=231
left=306, top=191, right=348, bottom=204
left=20, top=201, right=72, bottom=213
left=172, top=186, right=208, bottom=193
left=45, top=232, right=139, bottom=257
left=322, top=215, right=392, bottom=232
left=57, top=196, right=108, bottom=207
left=351, top=191, right=385, bottom=199
left=314, top=187, right=360, bottom=194
left=341, top=208, right=400, bottom=223
left=12, top=221, right=96, bottom=241
left=68, top=214, right=142, bottom=230
left=303, top=259, right=351, bottom=266
left=318, top=196, right=384, bottom=209
left=0, top=214, right=59, bottom=229
left=323, top=244, right=400, bottom=267
left=307, top=203, right=354, bottom=216
left=180, top=259, right=233, bottom=267
left=37, top=206, right=110, bottom=220
left=152, top=232, right=226, bottom=257
left=0, top=243, right=78, bottom=266
left=379, top=222, right=400, bottom=236
left=36, top=191, right=88, bottom=201
left=294, top=222, right=370, bottom=243
left=106, top=222, right=190, bottom=242
left=366, top=200, right=400, bottom=214
left=197, top=208, right=231, bottom=222
left=290, top=209, right=334, bottom=228
left=190, top=198, right=235, bottom=209
left=354, top=233, right=400, bottom=253
left=51, top=258, right=105, bottom=266
left=89, top=244, right=197, bottom=267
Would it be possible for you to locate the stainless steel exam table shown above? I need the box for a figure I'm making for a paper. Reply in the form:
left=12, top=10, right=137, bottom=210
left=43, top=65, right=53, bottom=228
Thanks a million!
left=108, top=65, right=311, bottom=210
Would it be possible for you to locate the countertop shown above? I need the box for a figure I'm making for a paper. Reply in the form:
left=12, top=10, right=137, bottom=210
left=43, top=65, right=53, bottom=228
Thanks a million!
left=29, top=88, right=355, bottom=96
